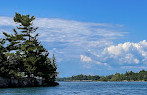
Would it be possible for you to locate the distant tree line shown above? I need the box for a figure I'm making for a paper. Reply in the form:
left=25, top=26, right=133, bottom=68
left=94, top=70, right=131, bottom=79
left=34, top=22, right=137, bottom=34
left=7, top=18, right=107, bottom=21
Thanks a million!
left=57, top=70, right=147, bottom=81
left=0, top=13, right=57, bottom=83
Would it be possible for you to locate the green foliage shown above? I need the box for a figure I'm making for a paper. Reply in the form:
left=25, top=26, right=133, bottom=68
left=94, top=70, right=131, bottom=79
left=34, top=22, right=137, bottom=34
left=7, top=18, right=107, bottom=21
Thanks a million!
left=0, top=38, right=9, bottom=77
left=57, top=70, right=147, bottom=82
left=57, top=74, right=100, bottom=81
left=0, top=13, right=58, bottom=83
left=0, top=38, right=6, bottom=63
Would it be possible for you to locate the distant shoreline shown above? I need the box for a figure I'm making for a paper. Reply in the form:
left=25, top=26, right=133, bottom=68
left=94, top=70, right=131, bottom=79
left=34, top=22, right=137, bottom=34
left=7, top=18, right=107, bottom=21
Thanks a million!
left=58, top=80, right=147, bottom=82
left=57, top=70, right=147, bottom=82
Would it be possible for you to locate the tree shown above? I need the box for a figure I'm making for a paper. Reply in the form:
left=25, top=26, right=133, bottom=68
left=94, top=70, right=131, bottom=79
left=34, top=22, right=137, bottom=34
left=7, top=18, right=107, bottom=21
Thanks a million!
left=0, top=38, right=6, bottom=64
left=3, top=13, right=47, bottom=77
left=52, top=54, right=57, bottom=70
left=2, top=13, right=58, bottom=83
left=3, top=13, right=38, bottom=77
left=0, top=38, right=9, bottom=77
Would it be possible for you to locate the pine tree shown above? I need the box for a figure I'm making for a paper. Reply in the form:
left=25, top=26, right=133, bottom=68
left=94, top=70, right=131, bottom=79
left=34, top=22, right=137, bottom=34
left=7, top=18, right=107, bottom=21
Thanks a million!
left=52, top=54, right=57, bottom=81
left=4, top=13, right=38, bottom=77
left=2, top=12, right=58, bottom=83
left=52, top=54, right=57, bottom=70
left=0, top=38, right=6, bottom=63
left=0, top=38, right=8, bottom=77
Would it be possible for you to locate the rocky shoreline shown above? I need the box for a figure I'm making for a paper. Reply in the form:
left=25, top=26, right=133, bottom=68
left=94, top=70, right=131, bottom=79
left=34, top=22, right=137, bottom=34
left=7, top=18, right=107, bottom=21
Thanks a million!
left=0, top=77, right=59, bottom=88
left=59, top=80, right=147, bottom=82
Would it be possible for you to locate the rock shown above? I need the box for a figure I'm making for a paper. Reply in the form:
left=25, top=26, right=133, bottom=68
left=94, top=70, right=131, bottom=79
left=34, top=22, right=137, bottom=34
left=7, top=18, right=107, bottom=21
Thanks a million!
left=0, top=77, right=10, bottom=87
left=0, top=77, right=59, bottom=88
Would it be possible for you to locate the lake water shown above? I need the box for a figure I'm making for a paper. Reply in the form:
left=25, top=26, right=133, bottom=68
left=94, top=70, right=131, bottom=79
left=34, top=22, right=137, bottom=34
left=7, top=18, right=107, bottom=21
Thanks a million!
left=0, top=82, right=147, bottom=95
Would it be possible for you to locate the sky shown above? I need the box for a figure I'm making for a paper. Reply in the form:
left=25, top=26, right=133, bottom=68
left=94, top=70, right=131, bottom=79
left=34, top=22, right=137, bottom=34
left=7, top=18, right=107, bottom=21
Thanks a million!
left=0, top=0, right=147, bottom=77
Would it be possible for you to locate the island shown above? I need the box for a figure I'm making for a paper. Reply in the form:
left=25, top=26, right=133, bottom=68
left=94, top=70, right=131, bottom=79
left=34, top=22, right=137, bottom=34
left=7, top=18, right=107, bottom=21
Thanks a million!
left=0, top=13, right=59, bottom=88
left=57, top=70, right=147, bottom=82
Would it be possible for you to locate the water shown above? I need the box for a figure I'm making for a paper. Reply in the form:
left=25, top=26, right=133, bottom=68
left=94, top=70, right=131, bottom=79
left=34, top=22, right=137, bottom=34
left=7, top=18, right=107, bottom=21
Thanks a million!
left=0, top=82, right=147, bottom=95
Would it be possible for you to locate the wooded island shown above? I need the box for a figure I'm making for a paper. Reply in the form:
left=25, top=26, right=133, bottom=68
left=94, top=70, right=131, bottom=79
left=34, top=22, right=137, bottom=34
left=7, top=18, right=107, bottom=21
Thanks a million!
left=0, top=13, right=58, bottom=87
left=57, top=70, right=147, bottom=82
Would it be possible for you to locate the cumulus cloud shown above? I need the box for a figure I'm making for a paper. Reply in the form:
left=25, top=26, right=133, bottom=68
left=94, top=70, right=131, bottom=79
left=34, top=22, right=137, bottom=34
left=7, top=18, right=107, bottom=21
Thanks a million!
left=102, top=40, right=147, bottom=65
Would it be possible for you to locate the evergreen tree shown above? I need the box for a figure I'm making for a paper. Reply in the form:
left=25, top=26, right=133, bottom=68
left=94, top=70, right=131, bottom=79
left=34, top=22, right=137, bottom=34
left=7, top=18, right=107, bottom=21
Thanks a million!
left=0, top=38, right=9, bottom=77
left=51, top=54, right=57, bottom=81
left=0, top=38, right=6, bottom=64
left=2, top=13, right=58, bottom=82
left=52, top=54, right=57, bottom=71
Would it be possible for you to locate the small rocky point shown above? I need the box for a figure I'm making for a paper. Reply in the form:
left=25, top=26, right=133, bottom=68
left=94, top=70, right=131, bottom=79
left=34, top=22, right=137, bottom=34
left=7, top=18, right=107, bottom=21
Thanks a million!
left=0, top=77, right=59, bottom=88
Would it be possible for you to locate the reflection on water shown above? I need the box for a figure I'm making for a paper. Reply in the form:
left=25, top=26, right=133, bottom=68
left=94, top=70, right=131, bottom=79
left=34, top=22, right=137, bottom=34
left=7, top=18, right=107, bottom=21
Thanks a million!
left=0, top=82, right=147, bottom=95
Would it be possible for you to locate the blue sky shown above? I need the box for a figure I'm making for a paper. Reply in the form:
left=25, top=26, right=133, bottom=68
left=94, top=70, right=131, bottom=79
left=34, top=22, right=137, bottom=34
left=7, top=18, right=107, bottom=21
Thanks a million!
left=0, top=0, right=147, bottom=77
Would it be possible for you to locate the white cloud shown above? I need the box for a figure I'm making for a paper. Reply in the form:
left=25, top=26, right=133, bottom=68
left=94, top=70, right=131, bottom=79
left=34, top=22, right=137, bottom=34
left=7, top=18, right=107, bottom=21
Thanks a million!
left=134, top=59, right=139, bottom=64
left=34, top=18, right=127, bottom=44
left=80, top=55, right=92, bottom=62
left=0, top=16, right=126, bottom=42
left=0, top=17, right=15, bottom=26
left=95, top=61, right=109, bottom=66
left=121, top=66, right=147, bottom=69
left=102, top=40, right=147, bottom=65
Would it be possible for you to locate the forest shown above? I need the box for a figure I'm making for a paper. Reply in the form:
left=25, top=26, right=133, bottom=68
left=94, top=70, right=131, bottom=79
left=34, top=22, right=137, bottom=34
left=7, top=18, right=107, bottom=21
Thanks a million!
left=57, top=70, right=147, bottom=81
left=0, top=13, right=58, bottom=87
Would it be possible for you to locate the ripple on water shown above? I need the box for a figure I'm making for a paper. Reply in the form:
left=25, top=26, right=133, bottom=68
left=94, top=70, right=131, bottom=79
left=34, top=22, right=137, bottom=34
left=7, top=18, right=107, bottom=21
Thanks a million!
left=0, top=82, right=147, bottom=95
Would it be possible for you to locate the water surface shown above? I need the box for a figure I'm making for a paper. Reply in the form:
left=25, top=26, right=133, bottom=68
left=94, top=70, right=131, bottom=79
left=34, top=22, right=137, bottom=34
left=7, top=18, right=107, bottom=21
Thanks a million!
left=0, top=82, right=147, bottom=95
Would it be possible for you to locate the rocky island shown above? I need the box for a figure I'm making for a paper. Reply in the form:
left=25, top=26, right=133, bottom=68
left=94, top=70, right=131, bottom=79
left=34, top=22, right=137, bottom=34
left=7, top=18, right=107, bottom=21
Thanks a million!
left=0, top=13, right=59, bottom=88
